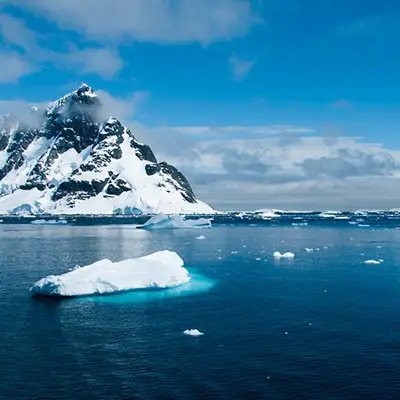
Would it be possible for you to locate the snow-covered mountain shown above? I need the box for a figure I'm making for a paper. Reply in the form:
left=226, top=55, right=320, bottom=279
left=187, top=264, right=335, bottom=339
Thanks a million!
left=0, top=84, right=213, bottom=215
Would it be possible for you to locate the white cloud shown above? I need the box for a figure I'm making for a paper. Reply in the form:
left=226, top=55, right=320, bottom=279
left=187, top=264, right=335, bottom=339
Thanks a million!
left=6, top=0, right=258, bottom=44
left=0, top=12, right=37, bottom=52
left=130, top=123, right=400, bottom=210
left=59, top=48, right=124, bottom=79
left=229, top=53, right=256, bottom=81
left=0, top=51, right=33, bottom=83
left=160, top=125, right=314, bottom=138
left=0, top=12, right=124, bottom=81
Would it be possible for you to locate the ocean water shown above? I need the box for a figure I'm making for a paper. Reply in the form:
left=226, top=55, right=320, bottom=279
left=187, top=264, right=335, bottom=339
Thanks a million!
left=1, top=223, right=400, bottom=400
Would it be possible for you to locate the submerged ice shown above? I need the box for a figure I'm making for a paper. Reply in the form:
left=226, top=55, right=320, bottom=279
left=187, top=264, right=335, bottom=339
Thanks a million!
left=30, top=250, right=190, bottom=297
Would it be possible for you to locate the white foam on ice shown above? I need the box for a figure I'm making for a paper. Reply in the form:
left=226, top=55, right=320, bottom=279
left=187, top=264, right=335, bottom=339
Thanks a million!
left=139, top=214, right=212, bottom=230
left=273, top=251, right=295, bottom=259
left=30, top=250, right=190, bottom=297
left=183, top=329, right=204, bottom=336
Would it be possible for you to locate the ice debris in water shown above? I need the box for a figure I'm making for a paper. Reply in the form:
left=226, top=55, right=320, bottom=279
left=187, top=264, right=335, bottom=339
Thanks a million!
left=305, top=248, right=313, bottom=252
left=138, top=214, right=212, bottom=230
left=183, top=329, right=204, bottom=336
left=30, top=250, right=190, bottom=297
left=273, top=251, right=295, bottom=259
left=364, top=259, right=383, bottom=265
left=196, top=235, right=206, bottom=240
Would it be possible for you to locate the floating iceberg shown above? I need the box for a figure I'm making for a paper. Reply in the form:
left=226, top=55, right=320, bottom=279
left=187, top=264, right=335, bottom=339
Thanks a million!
left=30, top=250, right=190, bottom=297
left=364, top=259, right=383, bottom=265
left=31, top=219, right=68, bottom=225
left=138, top=214, right=212, bottom=230
left=196, top=235, right=206, bottom=240
left=273, top=251, right=295, bottom=259
left=183, top=329, right=204, bottom=336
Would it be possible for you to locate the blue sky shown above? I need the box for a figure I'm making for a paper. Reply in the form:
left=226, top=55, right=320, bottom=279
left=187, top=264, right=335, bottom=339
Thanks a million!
left=1, top=0, right=400, bottom=209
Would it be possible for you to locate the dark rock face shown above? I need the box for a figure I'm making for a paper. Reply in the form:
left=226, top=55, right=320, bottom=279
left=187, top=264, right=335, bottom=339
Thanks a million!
left=0, top=84, right=203, bottom=211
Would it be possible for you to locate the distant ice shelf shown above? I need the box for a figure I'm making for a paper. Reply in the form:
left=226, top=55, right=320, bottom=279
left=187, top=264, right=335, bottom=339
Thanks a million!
left=138, top=214, right=212, bottom=230
left=30, top=250, right=190, bottom=297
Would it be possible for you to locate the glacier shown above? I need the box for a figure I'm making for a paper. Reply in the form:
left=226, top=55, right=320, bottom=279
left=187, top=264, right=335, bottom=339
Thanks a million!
left=0, top=84, right=214, bottom=215
left=30, top=250, right=190, bottom=297
left=138, top=214, right=212, bottom=229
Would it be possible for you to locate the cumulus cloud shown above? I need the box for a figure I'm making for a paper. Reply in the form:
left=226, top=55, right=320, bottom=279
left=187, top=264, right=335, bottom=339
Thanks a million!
left=4, top=0, right=258, bottom=44
left=128, top=122, right=400, bottom=210
left=298, top=148, right=396, bottom=179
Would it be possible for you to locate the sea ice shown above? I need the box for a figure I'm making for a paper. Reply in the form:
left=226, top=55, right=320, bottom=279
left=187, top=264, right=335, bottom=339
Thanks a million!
left=183, top=329, right=204, bottom=336
left=31, top=219, right=68, bottom=225
left=364, top=260, right=383, bottom=265
left=273, top=251, right=295, bottom=259
left=138, top=214, right=212, bottom=230
left=305, top=248, right=313, bottom=252
left=30, top=250, right=190, bottom=297
left=196, top=235, right=206, bottom=240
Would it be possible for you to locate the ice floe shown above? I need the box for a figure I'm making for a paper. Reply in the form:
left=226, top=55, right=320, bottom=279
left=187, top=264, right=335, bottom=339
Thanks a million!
left=364, top=259, right=383, bottom=265
left=273, top=251, right=295, bottom=259
left=183, top=329, right=204, bottom=336
left=30, top=250, right=190, bottom=297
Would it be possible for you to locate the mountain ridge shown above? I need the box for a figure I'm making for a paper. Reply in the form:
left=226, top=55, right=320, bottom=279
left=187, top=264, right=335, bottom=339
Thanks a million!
left=0, top=84, right=213, bottom=215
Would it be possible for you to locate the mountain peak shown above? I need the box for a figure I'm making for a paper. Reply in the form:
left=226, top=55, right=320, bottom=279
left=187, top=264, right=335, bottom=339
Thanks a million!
left=76, top=83, right=96, bottom=98
left=0, top=87, right=214, bottom=215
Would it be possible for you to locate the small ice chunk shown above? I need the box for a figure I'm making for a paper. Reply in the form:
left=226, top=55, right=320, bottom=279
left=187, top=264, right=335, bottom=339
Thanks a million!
left=273, top=251, right=295, bottom=259
left=196, top=235, right=206, bottom=240
left=183, top=329, right=204, bottom=336
left=364, top=260, right=382, bottom=265
left=256, top=258, right=261, bottom=261
left=305, top=248, right=313, bottom=252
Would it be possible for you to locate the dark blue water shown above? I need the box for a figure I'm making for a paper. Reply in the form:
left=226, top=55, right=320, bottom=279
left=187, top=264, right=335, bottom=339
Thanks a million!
left=1, top=224, right=400, bottom=400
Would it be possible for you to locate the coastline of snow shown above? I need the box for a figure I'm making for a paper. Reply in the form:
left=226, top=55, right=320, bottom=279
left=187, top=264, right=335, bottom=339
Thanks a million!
left=30, top=250, right=190, bottom=297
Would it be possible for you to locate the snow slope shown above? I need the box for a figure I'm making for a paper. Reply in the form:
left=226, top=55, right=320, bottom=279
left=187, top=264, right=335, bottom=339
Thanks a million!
left=0, top=84, right=214, bottom=215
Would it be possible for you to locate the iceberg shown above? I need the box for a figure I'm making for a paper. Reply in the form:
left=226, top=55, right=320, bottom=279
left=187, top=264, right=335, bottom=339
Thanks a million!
left=138, top=214, right=212, bottom=230
left=273, top=251, right=295, bottom=259
left=30, top=250, right=190, bottom=297
left=183, top=329, right=204, bottom=336
left=31, top=219, right=68, bottom=225
left=364, top=259, right=383, bottom=265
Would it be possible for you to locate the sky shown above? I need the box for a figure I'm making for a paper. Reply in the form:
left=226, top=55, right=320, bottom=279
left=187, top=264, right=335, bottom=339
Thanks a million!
left=0, top=0, right=400, bottom=210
